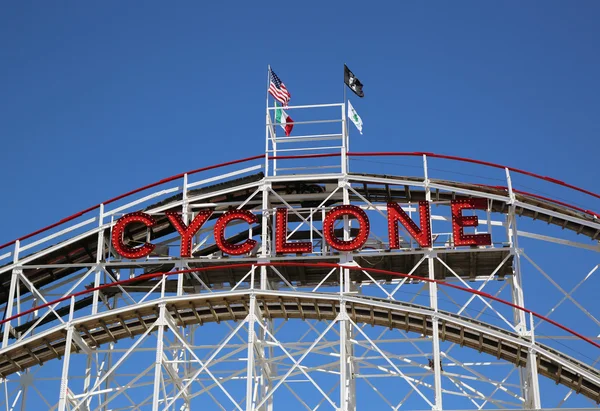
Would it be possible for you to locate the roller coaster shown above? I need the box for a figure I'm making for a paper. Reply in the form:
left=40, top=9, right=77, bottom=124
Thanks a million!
left=0, top=102, right=598, bottom=410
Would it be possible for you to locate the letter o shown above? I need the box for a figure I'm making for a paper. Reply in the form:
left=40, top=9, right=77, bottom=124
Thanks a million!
left=323, top=205, right=370, bottom=251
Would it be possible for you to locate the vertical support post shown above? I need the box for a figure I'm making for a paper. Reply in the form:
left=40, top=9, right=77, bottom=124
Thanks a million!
left=103, top=346, right=114, bottom=411
left=422, top=155, right=429, bottom=189
left=508, top=207, right=527, bottom=333
left=339, top=179, right=355, bottom=410
left=82, top=355, right=93, bottom=411
left=486, top=202, right=493, bottom=235
left=427, top=254, right=443, bottom=410
left=322, top=208, right=327, bottom=256
left=15, top=282, right=20, bottom=330
left=269, top=105, right=278, bottom=176
left=246, top=294, right=257, bottom=411
left=260, top=182, right=271, bottom=290
left=341, top=178, right=351, bottom=293
left=261, top=183, right=276, bottom=410
left=257, top=321, right=275, bottom=411
left=341, top=102, right=347, bottom=175
left=505, top=168, right=540, bottom=407
left=505, top=167, right=515, bottom=201
left=93, top=204, right=104, bottom=316
left=152, top=304, right=166, bottom=411
left=3, top=378, right=9, bottom=410
left=252, top=305, right=274, bottom=411
left=526, top=313, right=542, bottom=409
left=177, top=173, right=189, bottom=297
left=257, top=182, right=274, bottom=410
left=174, top=173, right=190, bottom=398
left=505, top=168, right=527, bottom=332
left=2, top=240, right=20, bottom=349
left=339, top=300, right=356, bottom=411
left=339, top=300, right=347, bottom=411
left=182, top=174, right=189, bottom=226
left=264, top=109, right=270, bottom=178
left=2, top=271, right=18, bottom=348
left=424, top=156, right=443, bottom=409
left=57, top=326, right=74, bottom=411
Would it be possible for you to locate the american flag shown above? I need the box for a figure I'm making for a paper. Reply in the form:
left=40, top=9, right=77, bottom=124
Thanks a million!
left=269, top=68, right=291, bottom=106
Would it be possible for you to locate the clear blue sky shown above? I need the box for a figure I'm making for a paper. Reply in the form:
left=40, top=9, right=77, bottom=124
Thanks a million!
left=0, top=2, right=599, bottom=409
left=1, top=1, right=598, bottom=239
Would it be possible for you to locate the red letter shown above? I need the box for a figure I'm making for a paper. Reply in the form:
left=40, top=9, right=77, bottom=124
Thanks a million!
left=451, top=199, right=492, bottom=246
left=323, top=205, right=370, bottom=251
left=166, top=210, right=213, bottom=257
left=214, top=210, right=258, bottom=255
left=275, top=208, right=312, bottom=254
left=112, top=212, right=156, bottom=259
left=387, top=201, right=432, bottom=248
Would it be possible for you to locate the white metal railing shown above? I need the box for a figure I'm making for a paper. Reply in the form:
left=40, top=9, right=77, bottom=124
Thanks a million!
left=0, top=160, right=265, bottom=271
left=266, top=102, right=346, bottom=177
left=2, top=155, right=598, bottom=273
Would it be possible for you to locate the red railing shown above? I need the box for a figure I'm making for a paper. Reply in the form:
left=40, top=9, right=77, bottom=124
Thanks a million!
left=1, top=152, right=597, bottom=253
left=347, top=152, right=600, bottom=200
left=0, top=155, right=264, bottom=251
left=1, top=262, right=598, bottom=350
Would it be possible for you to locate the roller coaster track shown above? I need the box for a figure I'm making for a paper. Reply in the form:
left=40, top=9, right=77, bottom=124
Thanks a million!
left=0, top=291, right=598, bottom=402
left=0, top=170, right=598, bottom=307
left=0, top=151, right=598, bottom=409
left=1, top=151, right=598, bottom=253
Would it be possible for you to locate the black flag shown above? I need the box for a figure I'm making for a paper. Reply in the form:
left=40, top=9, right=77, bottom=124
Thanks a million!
left=344, top=64, right=364, bottom=98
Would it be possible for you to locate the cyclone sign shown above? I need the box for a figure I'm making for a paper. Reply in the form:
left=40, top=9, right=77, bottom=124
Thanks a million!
left=111, top=198, right=492, bottom=259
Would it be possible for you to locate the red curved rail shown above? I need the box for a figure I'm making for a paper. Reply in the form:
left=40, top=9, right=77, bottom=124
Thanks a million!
left=483, top=186, right=600, bottom=219
left=1, top=151, right=597, bottom=253
left=1, top=262, right=598, bottom=351
left=0, top=155, right=264, bottom=251
left=347, top=152, right=600, bottom=200
left=269, top=152, right=599, bottom=217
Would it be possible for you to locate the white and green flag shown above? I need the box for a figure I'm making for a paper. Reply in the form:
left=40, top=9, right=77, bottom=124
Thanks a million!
left=348, top=100, right=363, bottom=134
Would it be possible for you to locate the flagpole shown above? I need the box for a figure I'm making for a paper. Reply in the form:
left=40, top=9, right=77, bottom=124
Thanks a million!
left=265, top=65, right=271, bottom=176
left=343, top=63, right=349, bottom=173
left=266, top=65, right=271, bottom=112
left=343, top=63, right=347, bottom=107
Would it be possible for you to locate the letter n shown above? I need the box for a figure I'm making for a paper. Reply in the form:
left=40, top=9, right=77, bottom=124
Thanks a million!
left=387, top=201, right=432, bottom=248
